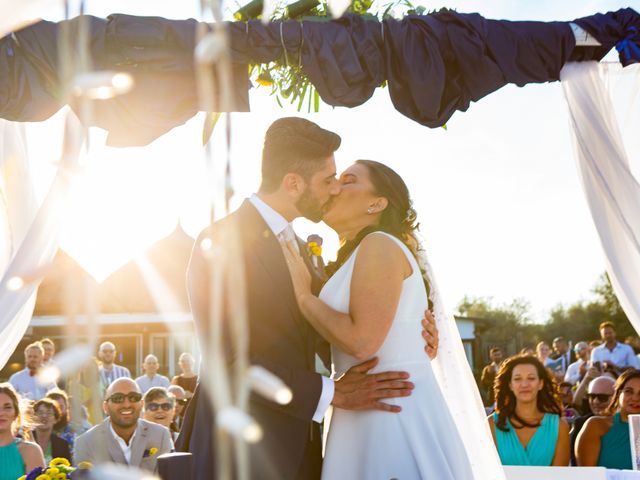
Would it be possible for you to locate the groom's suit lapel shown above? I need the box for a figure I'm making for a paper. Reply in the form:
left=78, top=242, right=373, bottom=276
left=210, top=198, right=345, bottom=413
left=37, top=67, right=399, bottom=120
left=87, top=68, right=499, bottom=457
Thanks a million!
left=238, top=201, right=305, bottom=329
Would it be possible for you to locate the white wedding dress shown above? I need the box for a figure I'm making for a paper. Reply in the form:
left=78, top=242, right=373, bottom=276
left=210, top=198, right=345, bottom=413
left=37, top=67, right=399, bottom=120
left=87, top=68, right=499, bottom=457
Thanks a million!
left=319, top=232, right=474, bottom=479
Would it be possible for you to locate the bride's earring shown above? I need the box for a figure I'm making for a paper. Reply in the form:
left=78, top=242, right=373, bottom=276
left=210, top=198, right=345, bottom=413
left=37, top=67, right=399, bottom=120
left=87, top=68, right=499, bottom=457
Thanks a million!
left=367, top=207, right=374, bottom=214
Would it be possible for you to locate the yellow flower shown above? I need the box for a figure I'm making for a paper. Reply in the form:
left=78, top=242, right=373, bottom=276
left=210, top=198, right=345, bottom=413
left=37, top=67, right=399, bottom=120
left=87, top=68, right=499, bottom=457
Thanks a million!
left=50, top=458, right=71, bottom=467
left=256, top=70, right=273, bottom=87
left=55, top=474, right=67, bottom=480
left=35, top=475, right=49, bottom=480
left=17, top=476, right=26, bottom=480
left=46, top=467, right=60, bottom=476
left=149, top=447, right=158, bottom=456
left=307, top=241, right=322, bottom=256
left=77, top=461, right=93, bottom=469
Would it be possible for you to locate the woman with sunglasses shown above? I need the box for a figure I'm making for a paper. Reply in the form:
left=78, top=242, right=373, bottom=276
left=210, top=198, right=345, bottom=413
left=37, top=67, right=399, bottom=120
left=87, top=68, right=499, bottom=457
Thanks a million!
left=576, top=369, right=640, bottom=469
left=31, top=398, right=72, bottom=464
left=143, top=387, right=178, bottom=442
left=488, top=355, right=570, bottom=466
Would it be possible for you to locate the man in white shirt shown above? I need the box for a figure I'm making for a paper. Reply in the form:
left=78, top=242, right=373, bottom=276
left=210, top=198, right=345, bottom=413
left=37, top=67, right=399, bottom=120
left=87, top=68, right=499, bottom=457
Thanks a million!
left=74, top=377, right=172, bottom=471
left=565, top=341, right=591, bottom=385
left=591, top=321, right=640, bottom=370
left=135, top=354, right=171, bottom=394
left=9, top=341, right=57, bottom=400
left=98, top=341, right=132, bottom=387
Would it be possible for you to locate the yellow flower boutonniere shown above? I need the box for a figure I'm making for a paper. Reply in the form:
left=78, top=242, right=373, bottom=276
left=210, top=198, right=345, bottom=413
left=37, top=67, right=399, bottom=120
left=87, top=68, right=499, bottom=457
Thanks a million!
left=307, top=241, right=322, bottom=257
left=144, top=447, right=159, bottom=458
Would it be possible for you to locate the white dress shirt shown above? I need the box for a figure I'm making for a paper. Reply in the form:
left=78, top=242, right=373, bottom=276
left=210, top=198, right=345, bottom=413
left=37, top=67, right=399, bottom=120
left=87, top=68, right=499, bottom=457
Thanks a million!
left=135, top=374, right=171, bottom=393
left=591, top=342, right=640, bottom=369
left=564, top=358, right=586, bottom=385
left=250, top=194, right=334, bottom=423
left=8, top=368, right=57, bottom=400
left=109, top=419, right=138, bottom=464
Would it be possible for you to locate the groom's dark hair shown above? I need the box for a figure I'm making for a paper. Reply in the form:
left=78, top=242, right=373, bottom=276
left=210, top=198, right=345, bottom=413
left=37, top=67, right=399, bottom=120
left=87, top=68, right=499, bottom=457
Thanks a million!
left=259, top=117, right=341, bottom=194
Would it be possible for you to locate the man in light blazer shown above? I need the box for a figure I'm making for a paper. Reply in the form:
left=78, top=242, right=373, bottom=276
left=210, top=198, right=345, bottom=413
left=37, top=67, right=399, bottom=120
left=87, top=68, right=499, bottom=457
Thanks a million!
left=74, top=377, right=172, bottom=472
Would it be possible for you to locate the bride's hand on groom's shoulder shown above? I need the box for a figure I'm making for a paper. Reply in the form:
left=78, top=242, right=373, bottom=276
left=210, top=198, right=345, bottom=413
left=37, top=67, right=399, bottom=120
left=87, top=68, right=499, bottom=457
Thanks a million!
left=281, top=239, right=312, bottom=301
left=331, top=357, right=414, bottom=413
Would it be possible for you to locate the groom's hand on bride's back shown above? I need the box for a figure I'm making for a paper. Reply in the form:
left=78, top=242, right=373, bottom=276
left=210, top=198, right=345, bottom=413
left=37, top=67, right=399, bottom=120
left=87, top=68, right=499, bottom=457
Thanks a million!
left=332, top=357, right=414, bottom=413
left=422, top=310, right=439, bottom=360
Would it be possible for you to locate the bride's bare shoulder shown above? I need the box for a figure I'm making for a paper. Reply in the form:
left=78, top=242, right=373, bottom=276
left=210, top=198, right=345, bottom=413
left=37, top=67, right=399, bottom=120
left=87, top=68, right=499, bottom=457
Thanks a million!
left=356, top=232, right=411, bottom=274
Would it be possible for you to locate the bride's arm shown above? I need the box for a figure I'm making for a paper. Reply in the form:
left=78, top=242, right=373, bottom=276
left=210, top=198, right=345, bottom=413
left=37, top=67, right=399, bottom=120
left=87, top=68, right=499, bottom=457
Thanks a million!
left=284, top=234, right=410, bottom=360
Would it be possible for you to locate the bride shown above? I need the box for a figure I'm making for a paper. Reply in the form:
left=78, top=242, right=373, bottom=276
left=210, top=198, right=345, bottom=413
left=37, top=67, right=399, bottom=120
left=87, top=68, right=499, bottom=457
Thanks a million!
left=283, top=159, right=487, bottom=479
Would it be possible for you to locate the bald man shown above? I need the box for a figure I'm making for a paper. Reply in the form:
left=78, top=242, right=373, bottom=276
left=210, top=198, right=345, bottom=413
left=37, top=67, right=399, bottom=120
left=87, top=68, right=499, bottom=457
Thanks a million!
left=570, top=376, right=615, bottom=465
left=135, top=354, right=171, bottom=394
left=73, top=377, right=172, bottom=472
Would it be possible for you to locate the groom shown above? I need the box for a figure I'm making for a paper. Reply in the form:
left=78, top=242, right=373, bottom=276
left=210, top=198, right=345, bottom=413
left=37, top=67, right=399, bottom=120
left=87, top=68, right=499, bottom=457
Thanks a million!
left=177, top=117, right=438, bottom=479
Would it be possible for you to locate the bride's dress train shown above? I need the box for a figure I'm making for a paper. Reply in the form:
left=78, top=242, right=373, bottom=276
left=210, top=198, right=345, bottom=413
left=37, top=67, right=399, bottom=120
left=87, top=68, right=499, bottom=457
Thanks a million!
left=319, top=232, right=474, bottom=479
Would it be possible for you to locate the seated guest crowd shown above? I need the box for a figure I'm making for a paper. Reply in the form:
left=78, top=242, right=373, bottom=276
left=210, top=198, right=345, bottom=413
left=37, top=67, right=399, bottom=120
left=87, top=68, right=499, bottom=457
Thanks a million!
left=482, top=321, right=640, bottom=469
left=1, top=338, right=196, bottom=477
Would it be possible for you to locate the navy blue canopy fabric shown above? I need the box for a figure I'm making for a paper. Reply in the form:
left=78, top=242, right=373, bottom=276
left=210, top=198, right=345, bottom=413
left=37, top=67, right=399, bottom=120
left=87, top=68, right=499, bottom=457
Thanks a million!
left=0, top=8, right=638, bottom=146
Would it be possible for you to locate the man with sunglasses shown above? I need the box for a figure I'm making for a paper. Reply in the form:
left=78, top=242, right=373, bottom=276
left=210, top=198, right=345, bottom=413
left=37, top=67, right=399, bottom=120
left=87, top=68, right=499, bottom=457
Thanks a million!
left=73, top=378, right=172, bottom=472
left=569, top=375, right=615, bottom=465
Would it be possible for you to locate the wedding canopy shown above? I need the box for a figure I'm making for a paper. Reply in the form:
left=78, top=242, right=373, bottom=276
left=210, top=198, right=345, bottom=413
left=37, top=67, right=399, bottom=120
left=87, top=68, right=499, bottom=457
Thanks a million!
left=1, top=5, right=640, bottom=480
left=0, top=8, right=638, bottom=145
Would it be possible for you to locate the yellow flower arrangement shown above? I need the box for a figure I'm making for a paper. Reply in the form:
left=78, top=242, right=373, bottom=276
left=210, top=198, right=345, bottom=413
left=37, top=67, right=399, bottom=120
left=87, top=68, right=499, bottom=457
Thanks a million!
left=49, top=458, right=70, bottom=468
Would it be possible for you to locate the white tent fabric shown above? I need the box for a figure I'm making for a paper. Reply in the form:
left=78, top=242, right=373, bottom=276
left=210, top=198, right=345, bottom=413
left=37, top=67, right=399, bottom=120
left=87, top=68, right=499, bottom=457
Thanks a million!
left=561, top=62, right=640, bottom=336
left=0, top=115, right=81, bottom=369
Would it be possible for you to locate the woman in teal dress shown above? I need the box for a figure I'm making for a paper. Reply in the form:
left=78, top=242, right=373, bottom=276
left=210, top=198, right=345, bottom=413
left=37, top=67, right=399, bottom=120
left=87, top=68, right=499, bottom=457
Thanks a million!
left=488, top=355, right=570, bottom=466
left=576, top=369, right=640, bottom=469
left=0, top=383, right=45, bottom=480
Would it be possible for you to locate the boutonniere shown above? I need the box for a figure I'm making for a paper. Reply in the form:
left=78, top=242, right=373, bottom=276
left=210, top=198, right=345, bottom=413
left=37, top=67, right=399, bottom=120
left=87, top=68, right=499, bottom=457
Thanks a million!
left=143, top=447, right=159, bottom=458
left=306, top=235, right=323, bottom=268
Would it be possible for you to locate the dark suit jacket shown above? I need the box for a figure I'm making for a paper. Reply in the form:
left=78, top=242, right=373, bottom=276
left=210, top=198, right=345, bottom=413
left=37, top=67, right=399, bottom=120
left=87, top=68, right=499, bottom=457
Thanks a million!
left=32, top=430, right=72, bottom=463
left=176, top=200, right=328, bottom=480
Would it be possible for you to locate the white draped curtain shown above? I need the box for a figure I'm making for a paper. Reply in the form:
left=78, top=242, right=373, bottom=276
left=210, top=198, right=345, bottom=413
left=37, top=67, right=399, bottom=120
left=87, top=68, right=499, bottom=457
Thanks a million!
left=561, top=62, right=640, bottom=336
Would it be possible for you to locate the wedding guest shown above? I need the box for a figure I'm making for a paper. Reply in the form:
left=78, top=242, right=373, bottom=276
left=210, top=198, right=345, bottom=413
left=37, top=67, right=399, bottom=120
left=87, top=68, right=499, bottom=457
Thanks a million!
left=135, top=355, right=170, bottom=394
left=31, top=398, right=71, bottom=464
left=98, top=342, right=131, bottom=387
left=520, top=346, right=535, bottom=356
left=67, top=358, right=106, bottom=424
left=536, top=341, right=552, bottom=366
left=576, top=369, right=640, bottom=469
left=9, top=342, right=57, bottom=401
left=171, top=353, right=197, bottom=399
left=570, top=376, right=615, bottom=465
left=559, top=382, right=579, bottom=424
left=0, top=383, right=45, bottom=480
left=551, top=337, right=575, bottom=377
left=480, top=347, right=503, bottom=407
left=591, top=322, right=639, bottom=370
left=565, top=342, right=591, bottom=385
left=142, top=387, right=178, bottom=442
left=46, top=389, right=76, bottom=449
left=74, top=378, right=172, bottom=471
left=41, top=338, right=56, bottom=365
left=167, top=385, right=187, bottom=430
left=488, top=355, right=570, bottom=466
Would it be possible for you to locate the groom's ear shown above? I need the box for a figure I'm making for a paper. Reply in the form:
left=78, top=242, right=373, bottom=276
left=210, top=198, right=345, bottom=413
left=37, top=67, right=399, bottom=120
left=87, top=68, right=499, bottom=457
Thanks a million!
left=282, top=172, right=306, bottom=197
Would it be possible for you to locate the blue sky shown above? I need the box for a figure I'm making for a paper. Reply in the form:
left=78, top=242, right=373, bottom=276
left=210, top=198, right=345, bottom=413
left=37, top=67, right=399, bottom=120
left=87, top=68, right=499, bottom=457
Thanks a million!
left=26, top=0, right=640, bottom=321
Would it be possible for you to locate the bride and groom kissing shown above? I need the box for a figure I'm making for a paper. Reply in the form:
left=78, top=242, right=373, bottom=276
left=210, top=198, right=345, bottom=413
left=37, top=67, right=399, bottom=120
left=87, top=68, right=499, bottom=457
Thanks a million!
left=176, top=117, right=475, bottom=479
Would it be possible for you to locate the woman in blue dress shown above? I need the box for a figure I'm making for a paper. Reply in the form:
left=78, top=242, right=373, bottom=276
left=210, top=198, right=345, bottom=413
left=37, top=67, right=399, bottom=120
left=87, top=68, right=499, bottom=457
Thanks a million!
left=576, top=368, right=640, bottom=469
left=488, top=355, right=570, bottom=466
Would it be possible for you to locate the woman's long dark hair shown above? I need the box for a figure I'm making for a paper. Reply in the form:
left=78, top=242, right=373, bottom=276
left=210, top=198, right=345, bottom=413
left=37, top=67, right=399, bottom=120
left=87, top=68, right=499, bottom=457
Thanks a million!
left=493, top=355, right=562, bottom=432
left=606, top=368, right=640, bottom=415
left=325, top=160, right=432, bottom=307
